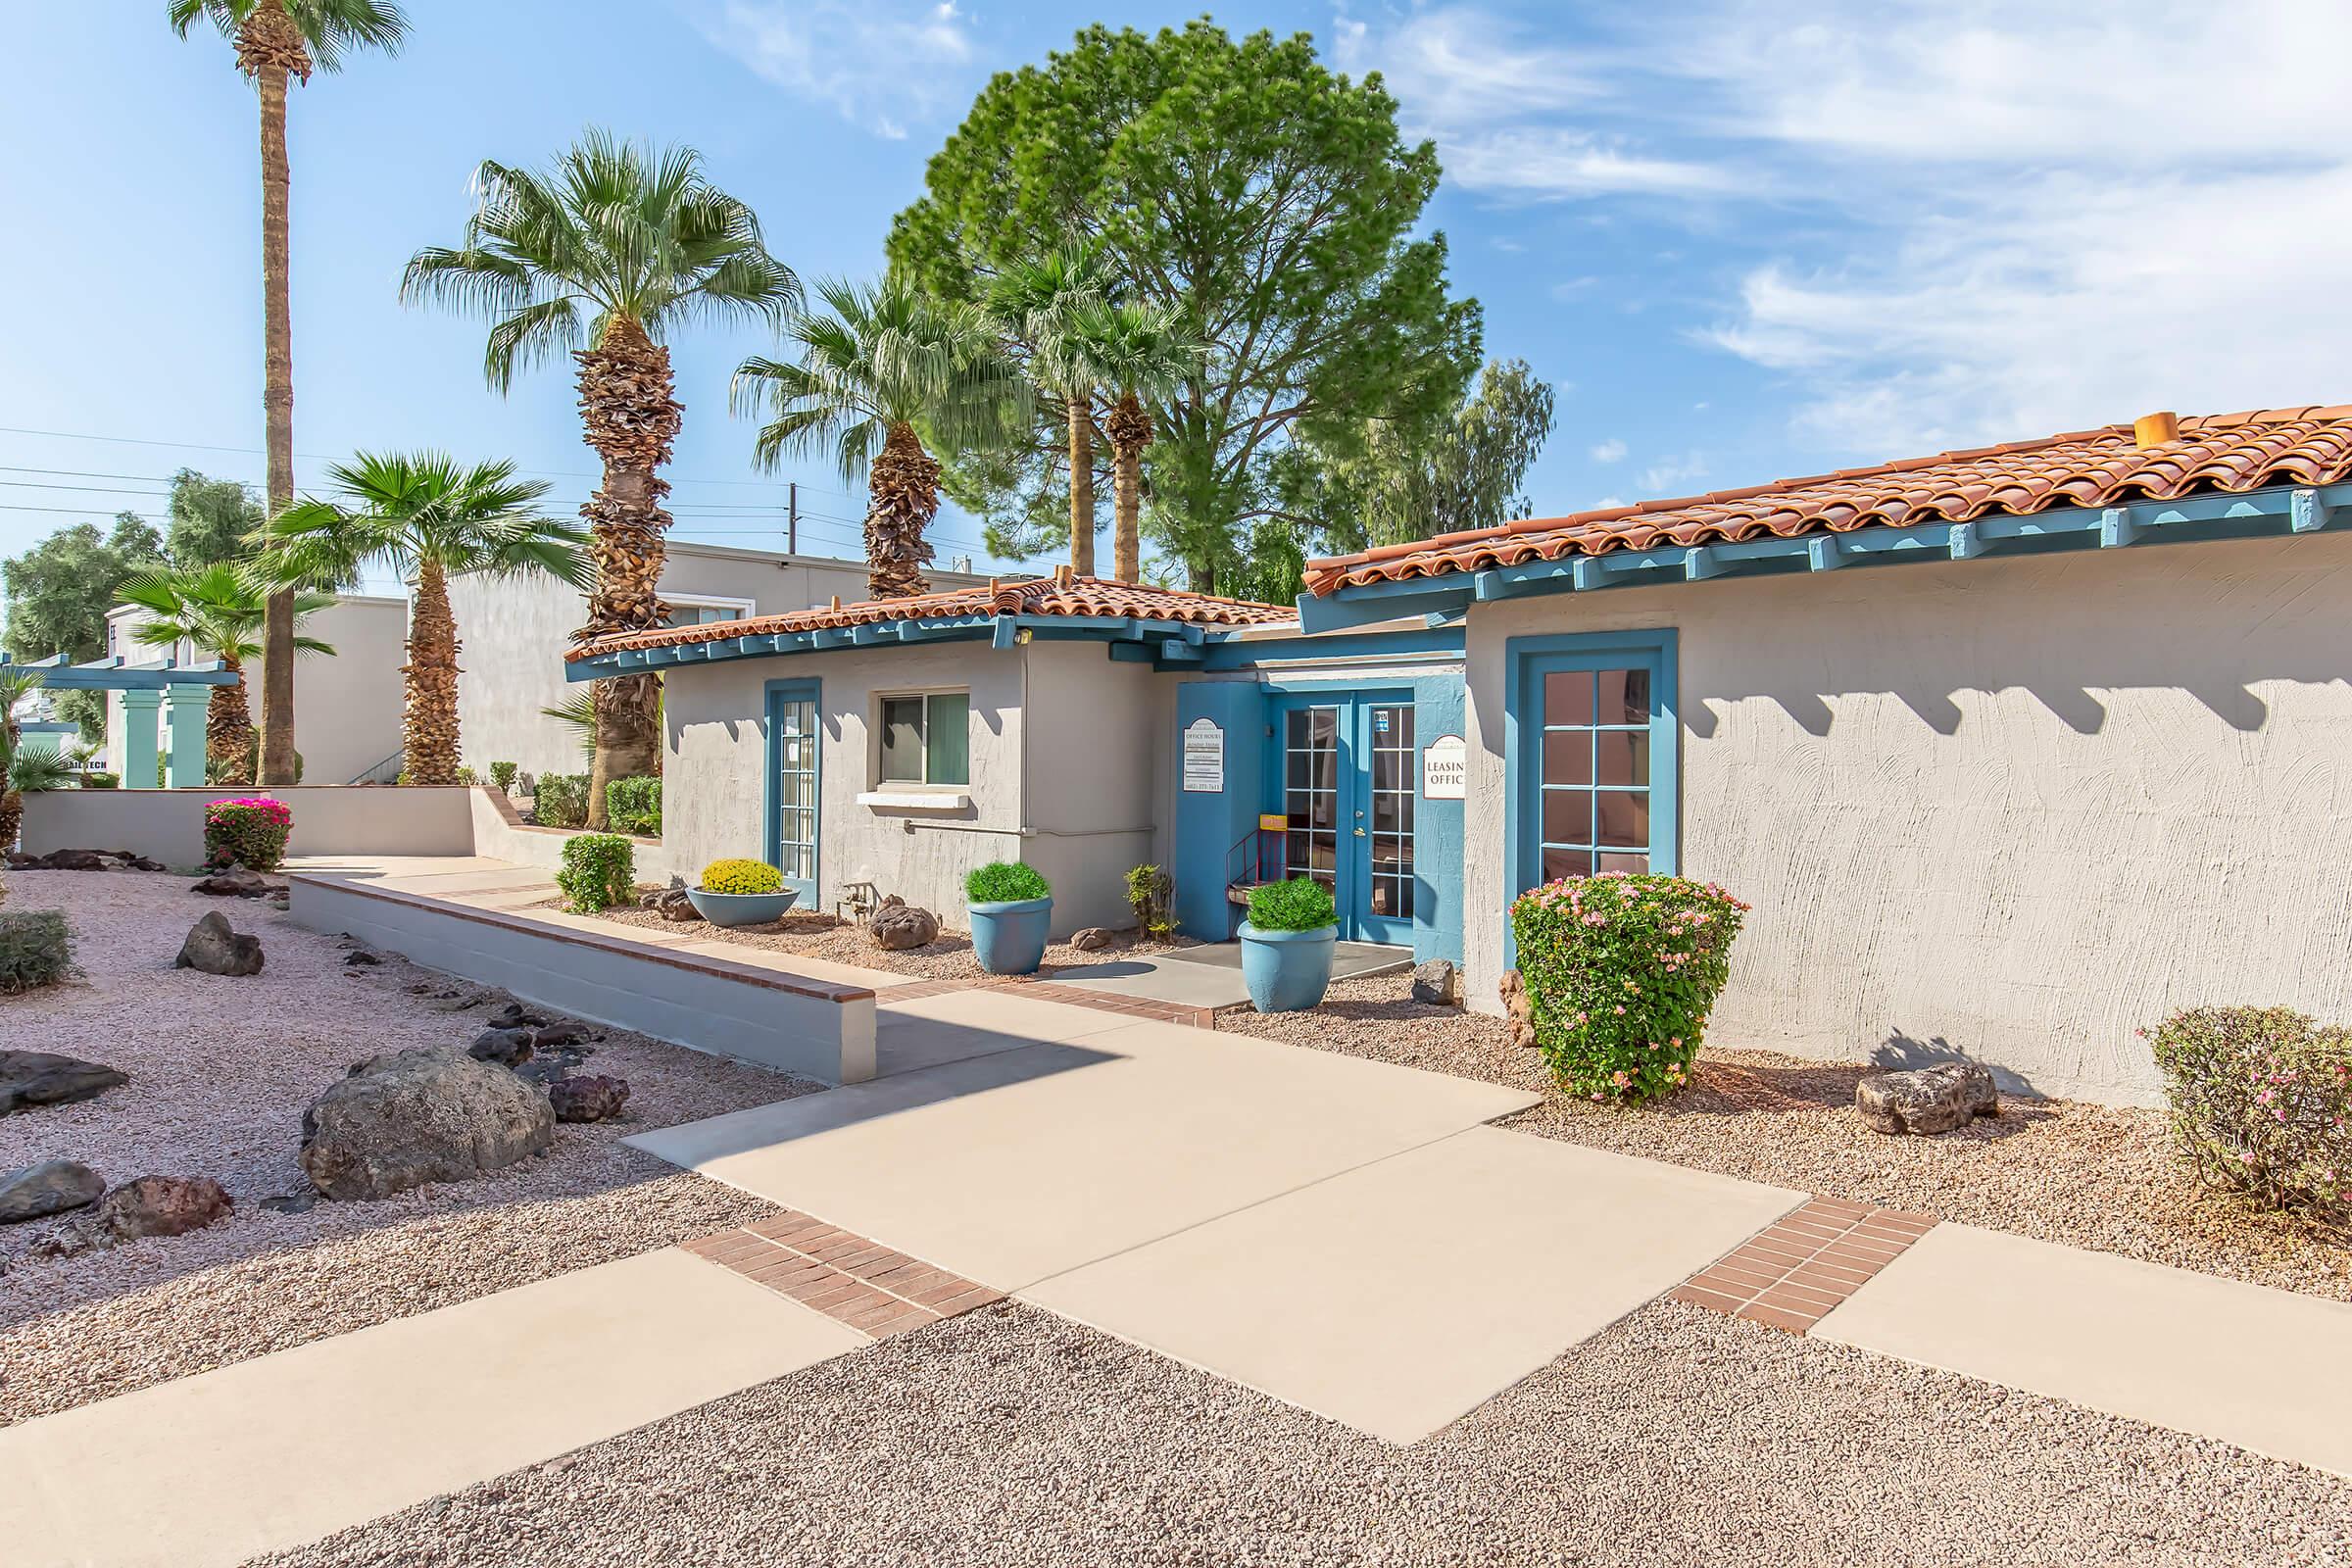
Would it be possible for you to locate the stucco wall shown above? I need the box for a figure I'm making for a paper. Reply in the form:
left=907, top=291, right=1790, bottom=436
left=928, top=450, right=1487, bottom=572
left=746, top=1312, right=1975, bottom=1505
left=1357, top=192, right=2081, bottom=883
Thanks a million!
left=21, top=785, right=474, bottom=864
left=1461, top=529, right=2352, bottom=1106
left=1015, top=644, right=1164, bottom=930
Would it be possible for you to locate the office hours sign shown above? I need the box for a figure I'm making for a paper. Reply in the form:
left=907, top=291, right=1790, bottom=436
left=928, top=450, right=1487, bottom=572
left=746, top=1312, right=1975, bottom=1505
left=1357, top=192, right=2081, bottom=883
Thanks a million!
left=1182, top=717, right=1224, bottom=792
left=1421, top=733, right=1466, bottom=800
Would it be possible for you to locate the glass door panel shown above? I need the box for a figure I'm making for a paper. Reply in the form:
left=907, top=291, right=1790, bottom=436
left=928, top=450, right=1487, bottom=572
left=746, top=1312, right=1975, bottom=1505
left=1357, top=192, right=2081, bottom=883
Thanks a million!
left=765, top=686, right=821, bottom=903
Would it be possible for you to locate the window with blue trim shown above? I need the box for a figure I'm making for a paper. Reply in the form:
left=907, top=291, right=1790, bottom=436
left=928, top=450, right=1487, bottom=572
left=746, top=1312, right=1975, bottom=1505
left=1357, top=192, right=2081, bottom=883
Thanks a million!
left=1508, top=630, right=1679, bottom=903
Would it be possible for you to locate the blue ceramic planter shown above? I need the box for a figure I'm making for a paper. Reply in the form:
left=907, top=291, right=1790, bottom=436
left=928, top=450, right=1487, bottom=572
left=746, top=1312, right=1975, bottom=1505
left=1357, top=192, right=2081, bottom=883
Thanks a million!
left=969, top=895, right=1053, bottom=975
left=1238, top=920, right=1338, bottom=1012
left=685, top=886, right=800, bottom=927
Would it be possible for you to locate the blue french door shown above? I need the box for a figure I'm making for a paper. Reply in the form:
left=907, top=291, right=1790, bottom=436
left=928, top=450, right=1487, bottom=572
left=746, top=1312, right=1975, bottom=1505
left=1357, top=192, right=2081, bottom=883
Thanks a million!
left=763, top=679, right=821, bottom=906
left=1266, top=691, right=1415, bottom=946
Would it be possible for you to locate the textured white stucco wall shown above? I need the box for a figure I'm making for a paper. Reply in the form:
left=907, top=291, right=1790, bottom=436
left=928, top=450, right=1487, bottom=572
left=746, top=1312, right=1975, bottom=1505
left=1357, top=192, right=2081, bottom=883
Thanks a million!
left=1461, top=530, right=2352, bottom=1106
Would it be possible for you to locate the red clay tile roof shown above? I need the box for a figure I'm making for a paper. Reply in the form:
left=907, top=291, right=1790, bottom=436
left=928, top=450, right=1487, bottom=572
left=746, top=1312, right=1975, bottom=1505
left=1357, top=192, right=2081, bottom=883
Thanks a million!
left=567, top=574, right=1295, bottom=661
left=1301, top=406, right=2352, bottom=597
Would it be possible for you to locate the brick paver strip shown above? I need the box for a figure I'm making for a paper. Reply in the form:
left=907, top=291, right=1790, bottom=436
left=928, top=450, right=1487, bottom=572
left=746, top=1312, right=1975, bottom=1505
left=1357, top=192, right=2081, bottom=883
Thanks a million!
left=683, top=1208, right=1004, bottom=1341
left=1669, top=1196, right=1938, bottom=1336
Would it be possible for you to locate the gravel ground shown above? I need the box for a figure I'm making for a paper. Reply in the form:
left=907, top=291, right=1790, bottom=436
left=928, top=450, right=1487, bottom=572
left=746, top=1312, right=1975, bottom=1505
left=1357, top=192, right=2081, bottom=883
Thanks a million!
left=583, top=900, right=1198, bottom=983
left=0, top=869, right=805, bottom=1424
left=1225, top=974, right=2352, bottom=1303
left=260, top=1298, right=2352, bottom=1568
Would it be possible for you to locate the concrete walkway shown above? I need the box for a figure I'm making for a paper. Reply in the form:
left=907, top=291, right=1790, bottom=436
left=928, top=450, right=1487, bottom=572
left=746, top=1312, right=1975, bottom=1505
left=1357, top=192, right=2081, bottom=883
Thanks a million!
left=1043, top=939, right=1409, bottom=1010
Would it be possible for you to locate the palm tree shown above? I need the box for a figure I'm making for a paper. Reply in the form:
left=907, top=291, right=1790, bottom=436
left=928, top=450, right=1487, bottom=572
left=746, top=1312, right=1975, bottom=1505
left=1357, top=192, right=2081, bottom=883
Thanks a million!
left=402, top=130, right=799, bottom=827
left=0, top=667, right=50, bottom=854
left=168, top=0, right=409, bottom=787
left=734, top=276, right=1028, bottom=599
left=116, top=564, right=336, bottom=786
left=263, top=453, right=588, bottom=786
left=1053, top=300, right=1203, bottom=583
left=986, top=245, right=1110, bottom=576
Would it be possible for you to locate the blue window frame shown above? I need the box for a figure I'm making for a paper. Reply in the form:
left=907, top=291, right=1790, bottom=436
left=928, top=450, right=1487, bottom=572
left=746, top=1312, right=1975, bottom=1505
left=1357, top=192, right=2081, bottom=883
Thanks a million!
left=763, top=677, right=821, bottom=904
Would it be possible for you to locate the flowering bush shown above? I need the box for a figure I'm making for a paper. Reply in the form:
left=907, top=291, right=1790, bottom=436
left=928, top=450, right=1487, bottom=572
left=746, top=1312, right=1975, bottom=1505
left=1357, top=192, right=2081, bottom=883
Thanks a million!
left=1508, top=871, right=1749, bottom=1103
left=204, top=797, right=293, bottom=872
left=557, top=833, right=635, bottom=913
left=699, top=858, right=783, bottom=896
left=2147, top=1006, right=2350, bottom=1229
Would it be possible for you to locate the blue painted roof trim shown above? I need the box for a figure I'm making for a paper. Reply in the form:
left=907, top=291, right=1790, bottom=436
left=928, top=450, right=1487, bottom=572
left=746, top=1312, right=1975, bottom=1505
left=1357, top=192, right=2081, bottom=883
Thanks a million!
left=0, top=653, right=239, bottom=689
left=1295, top=482, right=2352, bottom=634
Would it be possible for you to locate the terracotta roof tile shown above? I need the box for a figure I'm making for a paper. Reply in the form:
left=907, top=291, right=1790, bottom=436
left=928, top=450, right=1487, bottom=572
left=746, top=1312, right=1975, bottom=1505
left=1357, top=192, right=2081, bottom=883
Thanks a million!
left=1300, top=406, right=2352, bottom=596
left=567, top=574, right=1295, bottom=661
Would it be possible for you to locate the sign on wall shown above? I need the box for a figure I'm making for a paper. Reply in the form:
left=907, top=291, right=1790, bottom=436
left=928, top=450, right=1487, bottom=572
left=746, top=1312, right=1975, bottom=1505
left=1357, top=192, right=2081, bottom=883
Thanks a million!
left=1422, top=733, right=1467, bottom=800
left=1182, top=717, right=1225, bottom=793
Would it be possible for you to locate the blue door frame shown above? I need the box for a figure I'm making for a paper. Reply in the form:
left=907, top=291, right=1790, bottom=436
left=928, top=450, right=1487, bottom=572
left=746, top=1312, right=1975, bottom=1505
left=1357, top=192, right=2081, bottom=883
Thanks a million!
left=762, top=678, right=821, bottom=906
left=1262, top=687, right=1415, bottom=945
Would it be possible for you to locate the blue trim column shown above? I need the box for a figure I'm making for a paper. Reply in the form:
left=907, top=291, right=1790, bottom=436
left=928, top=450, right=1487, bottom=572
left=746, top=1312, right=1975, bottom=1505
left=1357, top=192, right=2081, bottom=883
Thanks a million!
left=121, top=689, right=162, bottom=789
left=163, top=684, right=208, bottom=787
left=1411, top=672, right=1466, bottom=965
left=1171, top=681, right=1265, bottom=941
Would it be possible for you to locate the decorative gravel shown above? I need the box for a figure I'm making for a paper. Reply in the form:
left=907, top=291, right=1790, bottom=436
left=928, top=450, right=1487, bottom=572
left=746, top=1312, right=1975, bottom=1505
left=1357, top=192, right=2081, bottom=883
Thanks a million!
left=260, top=1298, right=2352, bottom=1568
left=1224, top=974, right=2352, bottom=1302
left=0, top=870, right=804, bottom=1424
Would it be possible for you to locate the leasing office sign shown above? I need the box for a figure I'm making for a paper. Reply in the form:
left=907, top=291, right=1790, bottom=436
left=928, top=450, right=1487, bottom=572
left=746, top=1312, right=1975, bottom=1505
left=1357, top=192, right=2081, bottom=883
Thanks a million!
left=1422, top=733, right=1466, bottom=800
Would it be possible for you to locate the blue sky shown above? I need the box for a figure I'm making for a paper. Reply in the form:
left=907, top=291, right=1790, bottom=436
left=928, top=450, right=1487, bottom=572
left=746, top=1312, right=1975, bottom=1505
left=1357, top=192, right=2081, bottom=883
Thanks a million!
left=5, top=1, right=2345, bottom=591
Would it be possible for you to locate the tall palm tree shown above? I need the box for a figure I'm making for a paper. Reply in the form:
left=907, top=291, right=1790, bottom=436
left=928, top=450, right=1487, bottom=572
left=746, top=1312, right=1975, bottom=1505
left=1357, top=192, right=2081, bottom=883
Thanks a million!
left=116, top=564, right=336, bottom=786
left=402, top=130, right=799, bottom=827
left=735, top=276, right=1028, bottom=600
left=985, top=245, right=1109, bottom=576
left=0, top=667, right=51, bottom=855
left=263, top=453, right=588, bottom=786
left=168, top=0, right=409, bottom=787
left=1053, top=300, right=1203, bottom=583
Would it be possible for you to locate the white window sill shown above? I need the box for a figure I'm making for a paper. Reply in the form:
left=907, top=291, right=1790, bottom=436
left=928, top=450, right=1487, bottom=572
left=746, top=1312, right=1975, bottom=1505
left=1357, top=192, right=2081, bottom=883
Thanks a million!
left=857, top=788, right=973, bottom=811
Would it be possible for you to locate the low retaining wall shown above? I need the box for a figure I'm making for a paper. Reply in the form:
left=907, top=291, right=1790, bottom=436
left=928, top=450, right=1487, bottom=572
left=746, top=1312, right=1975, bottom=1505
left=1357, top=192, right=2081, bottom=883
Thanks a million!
left=468, top=788, right=677, bottom=883
left=20, top=786, right=475, bottom=864
left=286, top=874, right=876, bottom=1085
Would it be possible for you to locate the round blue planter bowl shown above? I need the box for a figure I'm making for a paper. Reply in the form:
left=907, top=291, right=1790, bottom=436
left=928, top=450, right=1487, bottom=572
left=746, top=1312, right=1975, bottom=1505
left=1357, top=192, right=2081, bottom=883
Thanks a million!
left=1238, top=920, right=1338, bottom=1012
left=969, top=895, right=1053, bottom=975
left=685, top=886, right=800, bottom=927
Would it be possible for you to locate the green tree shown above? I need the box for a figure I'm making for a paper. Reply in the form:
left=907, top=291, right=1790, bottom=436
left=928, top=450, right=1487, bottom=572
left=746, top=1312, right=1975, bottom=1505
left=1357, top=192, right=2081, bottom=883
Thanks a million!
left=165, top=467, right=266, bottom=567
left=115, top=564, right=334, bottom=785
left=1049, top=298, right=1202, bottom=583
left=0, top=515, right=168, bottom=742
left=170, top=0, right=411, bottom=786
left=983, top=244, right=1113, bottom=575
left=265, top=453, right=587, bottom=785
left=889, top=20, right=1481, bottom=592
left=733, top=275, right=1028, bottom=600
left=402, top=129, right=800, bottom=827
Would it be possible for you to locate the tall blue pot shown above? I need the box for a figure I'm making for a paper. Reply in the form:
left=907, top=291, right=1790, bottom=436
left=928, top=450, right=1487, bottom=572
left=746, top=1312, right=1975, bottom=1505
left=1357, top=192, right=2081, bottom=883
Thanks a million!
left=1238, top=920, right=1338, bottom=1012
left=969, top=895, right=1053, bottom=975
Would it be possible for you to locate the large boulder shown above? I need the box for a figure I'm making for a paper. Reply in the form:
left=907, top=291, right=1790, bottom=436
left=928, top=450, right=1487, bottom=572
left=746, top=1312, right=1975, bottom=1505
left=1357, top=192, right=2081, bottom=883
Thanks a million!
left=548, top=1074, right=630, bottom=1124
left=1412, top=959, right=1457, bottom=1005
left=190, top=867, right=286, bottom=899
left=89, top=1175, right=231, bottom=1241
left=1068, top=927, right=1130, bottom=954
left=300, top=1046, right=554, bottom=1200
left=1856, top=1062, right=2000, bottom=1136
left=0, top=1159, right=105, bottom=1223
left=870, top=896, right=941, bottom=952
left=1498, top=968, right=1538, bottom=1051
left=175, top=911, right=264, bottom=976
left=0, top=1051, right=127, bottom=1115
left=467, top=1027, right=536, bottom=1067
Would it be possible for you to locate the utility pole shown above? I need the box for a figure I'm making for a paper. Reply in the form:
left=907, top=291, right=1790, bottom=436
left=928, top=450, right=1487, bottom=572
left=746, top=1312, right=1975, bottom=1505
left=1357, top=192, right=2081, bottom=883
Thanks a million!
left=786, top=481, right=798, bottom=556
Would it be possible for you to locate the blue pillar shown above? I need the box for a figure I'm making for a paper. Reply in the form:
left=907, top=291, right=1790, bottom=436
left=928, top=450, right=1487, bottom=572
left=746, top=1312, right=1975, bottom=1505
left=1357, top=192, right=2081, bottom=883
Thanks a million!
left=164, top=684, right=209, bottom=787
left=121, top=689, right=162, bottom=789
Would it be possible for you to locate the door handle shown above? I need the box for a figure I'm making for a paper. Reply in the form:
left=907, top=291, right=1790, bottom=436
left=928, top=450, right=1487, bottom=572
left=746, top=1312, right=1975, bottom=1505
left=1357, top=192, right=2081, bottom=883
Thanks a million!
left=1352, top=827, right=1366, bottom=837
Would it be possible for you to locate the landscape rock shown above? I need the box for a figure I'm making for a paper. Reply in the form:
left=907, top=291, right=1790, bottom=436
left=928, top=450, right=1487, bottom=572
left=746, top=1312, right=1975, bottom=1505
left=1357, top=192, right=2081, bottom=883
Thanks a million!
left=8, top=848, right=167, bottom=872
left=90, top=1174, right=232, bottom=1241
left=1412, top=959, right=1458, bottom=1006
left=421, top=988, right=495, bottom=1013
left=0, top=1050, right=127, bottom=1114
left=190, top=866, right=287, bottom=898
left=342, top=950, right=381, bottom=966
left=529, top=1020, right=592, bottom=1050
left=871, top=896, right=941, bottom=952
left=1068, top=927, right=1130, bottom=953
left=0, top=1159, right=105, bottom=1223
left=300, top=1046, right=555, bottom=1200
left=1498, top=968, right=1538, bottom=1051
left=548, top=1074, right=630, bottom=1124
left=175, top=910, right=265, bottom=976
left=1856, top=1062, right=2000, bottom=1136
left=467, top=1027, right=536, bottom=1067
left=486, top=1002, right=547, bottom=1031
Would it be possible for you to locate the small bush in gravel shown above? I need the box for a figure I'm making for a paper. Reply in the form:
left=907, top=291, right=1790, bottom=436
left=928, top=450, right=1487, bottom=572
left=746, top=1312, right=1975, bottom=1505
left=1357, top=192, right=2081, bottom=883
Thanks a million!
left=0, top=909, right=75, bottom=994
left=1509, top=871, right=1748, bottom=1104
left=203, top=797, right=293, bottom=872
left=606, top=776, right=662, bottom=837
left=534, top=773, right=590, bottom=829
left=487, top=760, right=518, bottom=794
left=2148, top=1005, right=2351, bottom=1228
left=699, top=858, right=782, bottom=895
left=966, top=861, right=1051, bottom=904
left=1126, top=863, right=1175, bottom=939
left=557, top=834, right=635, bottom=913
left=1246, top=876, right=1337, bottom=931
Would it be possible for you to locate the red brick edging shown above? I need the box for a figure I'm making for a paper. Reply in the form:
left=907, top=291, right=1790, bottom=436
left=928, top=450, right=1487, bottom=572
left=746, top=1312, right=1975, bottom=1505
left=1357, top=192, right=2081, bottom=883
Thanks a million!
left=1670, top=1198, right=1936, bottom=1334
left=683, top=1212, right=1003, bottom=1339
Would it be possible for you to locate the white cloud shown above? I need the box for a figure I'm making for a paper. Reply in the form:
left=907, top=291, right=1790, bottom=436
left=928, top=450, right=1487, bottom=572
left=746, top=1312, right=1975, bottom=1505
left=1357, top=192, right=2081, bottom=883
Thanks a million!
left=1593, top=496, right=1624, bottom=510
left=1638, top=453, right=1708, bottom=493
left=694, top=1, right=977, bottom=138
left=1589, top=438, right=1627, bottom=463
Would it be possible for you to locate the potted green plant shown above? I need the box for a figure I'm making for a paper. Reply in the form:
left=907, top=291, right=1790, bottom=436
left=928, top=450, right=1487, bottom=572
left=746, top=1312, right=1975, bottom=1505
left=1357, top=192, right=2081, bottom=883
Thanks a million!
left=686, top=858, right=799, bottom=927
left=966, top=861, right=1053, bottom=974
left=1239, top=877, right=1340, bottom=1012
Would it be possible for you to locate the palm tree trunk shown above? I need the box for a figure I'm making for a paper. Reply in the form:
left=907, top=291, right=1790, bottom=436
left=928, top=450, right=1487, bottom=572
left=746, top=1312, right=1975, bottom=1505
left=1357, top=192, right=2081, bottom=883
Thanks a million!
left=208, top=661, right=258, bottom=786
left=1067, top=394, right=1096, bottom=577
left=573, top=314, right=680, bottom=828
left=866, top=422, right=940, bottom=600
left=243, top=5, right=306, bottom=787
left=403, top=556, right=462, bottom=785
left=1105, top=391, right=1152, bottom=583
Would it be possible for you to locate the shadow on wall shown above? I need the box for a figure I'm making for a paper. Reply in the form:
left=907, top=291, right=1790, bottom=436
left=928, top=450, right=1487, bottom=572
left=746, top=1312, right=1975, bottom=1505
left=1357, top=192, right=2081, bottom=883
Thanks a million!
left=1684, top=671, right=2300, bottom=742
left=1875, top=1031, right=2047, bottom=1102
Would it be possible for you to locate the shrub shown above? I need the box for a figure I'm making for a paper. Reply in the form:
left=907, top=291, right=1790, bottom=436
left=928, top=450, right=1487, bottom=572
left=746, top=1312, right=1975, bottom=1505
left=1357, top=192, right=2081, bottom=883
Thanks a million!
left=1247, top=876, right=1337, bottom=932
left=534, top=773, right=590, bottom=829
left=0, top=910, right=75, bottom=994
left=2147, top=1006, right=2351, bottom=1228
left=1126, top=863, right=1175, bottom=940
left=606, top=775, right=662, bottom=837
left=1509, top=871, right=1749, bottom=1104
left=487, top=760, right=518, bottom=794
left=80, top=771, right=119, bottom=790
left=556, top=833, right=635, bottom=913
left=966, top=860, right=1051, bottom=904
left=453, top=765, right=480, bottom=786
left=700, top=858, right=783, bottom=896
left=204, top=797, right=294, bottom=873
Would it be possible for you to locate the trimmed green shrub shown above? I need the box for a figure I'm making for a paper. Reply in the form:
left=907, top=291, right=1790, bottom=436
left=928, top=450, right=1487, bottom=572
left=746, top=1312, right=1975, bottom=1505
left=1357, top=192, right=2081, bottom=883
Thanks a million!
left=534, top=773, right=590, bottom=829
left=487, top=760, right=518, bottom=793
left=1247, top=876, right=1337, bottom=932
left=700, top=858, right=782, bottom=895
left=966, top=860, right=1051, bottom=904
left=80, top=771, right=119, bottom=790
left=1126, top=863, right=1175, bottom=940
left=1509, top=871, right=1749, bottom=1103
left=556, top=833, right=635, bottom=913
left=0, top=910, right=75, bottom=995
left=204, top=797, right=293, bottom=873
left=606, top=775, right=662, bottom=837
left=453, top=765, right=480, bottom=786
left=2147, top=1006, right=2351, bottom=1228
